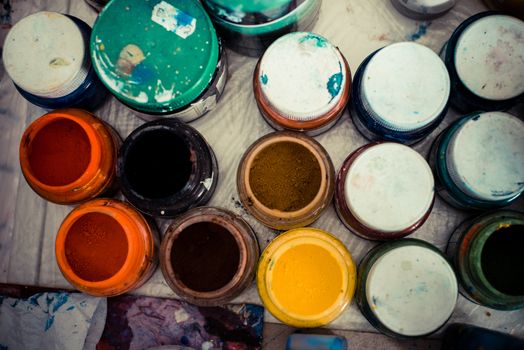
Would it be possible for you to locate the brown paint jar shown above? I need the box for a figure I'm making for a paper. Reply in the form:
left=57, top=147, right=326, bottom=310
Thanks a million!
left=19, top=109, right=120, bottom=204
left=237, top=131, right=335, bottom=230
left=55, top=198, right=158, bottom=297
left=160, top=207, right=259, bottom=306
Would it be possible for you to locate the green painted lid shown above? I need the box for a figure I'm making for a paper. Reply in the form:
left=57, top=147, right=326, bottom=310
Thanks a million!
left=91, top=0, right=219, bottom=113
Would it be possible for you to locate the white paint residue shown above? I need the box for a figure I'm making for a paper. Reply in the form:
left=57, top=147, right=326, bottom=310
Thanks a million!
left=174, top=309, right=190, bottom=323
left=135, top=91, right=149, bottom=103
left=455, top=15, right=524, bottom=100
left=366, top=245, right=457, bottom=336
left=201, top=177, right=213, bottom=191
left=151, top=1, right=197, bottom=39
left=345, top=143, right=434, bottom=232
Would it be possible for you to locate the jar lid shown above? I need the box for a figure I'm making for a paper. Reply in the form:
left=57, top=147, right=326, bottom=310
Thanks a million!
left=365, top=243, right=457, bottom=336
left=344, top=143, right=434, bottom=233
left=391, top=0, right=456, bottom=17
left=454, top=14, right=524, bottom=101
left=91, top=0, right=219, bottom=113
left=203, top=0, right=294, bottom=22
left=446, top=112, right=524, bottom=202
left=3, top=12, right=88, bottom=98
left=360, top=42, right=450, bottom=132
left=258, top=32, right=347, bottom=121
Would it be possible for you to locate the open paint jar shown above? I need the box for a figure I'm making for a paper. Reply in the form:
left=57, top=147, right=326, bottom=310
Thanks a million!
left=202, top=0, right=321, bottom=57
left=357, top=239, right=458, bottom=338
left=160, top=207, right=259, bottom=306
left=91, top=0, right=227, bottom=122
left=117, top=119, right=218, bottom=217
left=429, top=111, right=524, bottom=210
left=351, top=42, right=450, bottom=145
left=447, top=210, right=524, bottom=310
left=19, top=109, right=120, bottom=204
left=56, top=198, right=158, bottom=297
left=2, top=12, right=107, bottom=110
left=254, top=32, right=351, bottom=136
left=237, top=131, right=334, bottom=230
left=441, top=12, right=524, bottom=112
left=335, top=142, right=435, bottom=240
left=390, top=0, right=456, bottom=20
left=258, top=227, right=356, bottom=328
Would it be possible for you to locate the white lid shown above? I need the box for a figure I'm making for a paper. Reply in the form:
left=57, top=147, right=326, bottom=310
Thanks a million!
left=361, top=42, right=450, bottom=131
left=454, top=15, right=524, bottom=101
left=366, top=245, right=458, bottom=336
left=2, top=12, right=86, bottom=97
left=344, top=143, right=434, bottom=233
left=392, top=0, right=456, bottom=15
left=258, top=32, right=347, bottom=120
left=446, top=112, right=524, bottom=201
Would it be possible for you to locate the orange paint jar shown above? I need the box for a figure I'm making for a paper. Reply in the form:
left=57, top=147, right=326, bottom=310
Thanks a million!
left=55, top=198, right=158, bottom=296
left=19, top=108, right=120, bottom=204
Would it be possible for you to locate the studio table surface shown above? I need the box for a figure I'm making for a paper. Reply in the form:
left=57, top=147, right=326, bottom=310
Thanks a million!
left=1, top=0, right=523, bottom=336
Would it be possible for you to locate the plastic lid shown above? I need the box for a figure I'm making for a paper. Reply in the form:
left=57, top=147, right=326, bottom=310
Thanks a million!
left=91, top=0, right=219, bottom=113
left=259, top=32, right=346, bottom=121
left=446, top=112, right=524, bottom=202
left=360, top=42, right=450, bottom=131
left=3, top=12, right=88, bottom=98
left=454, top=15, right=524, bottom=101
left=392, top=0, right=456, bottom=15
left=344, top=143, right=434, bottom=233
left=366, top=245, right=457, bottom=336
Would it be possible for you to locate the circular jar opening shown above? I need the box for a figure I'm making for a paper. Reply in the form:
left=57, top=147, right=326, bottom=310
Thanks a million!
left=124, top=129, right=192, bottom=199
left=170, top=222, right=241, bottom=292
left=64, top=212, right=128, bottom=282
left=481, top=224, right=524, bottom=296
left=28, top=118, right=91, bottom=186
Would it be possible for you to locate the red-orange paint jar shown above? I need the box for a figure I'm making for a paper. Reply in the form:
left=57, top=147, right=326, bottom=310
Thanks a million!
left=19, top=108, right=120, bottom=204
left=56, top=198, right=158, bottom=297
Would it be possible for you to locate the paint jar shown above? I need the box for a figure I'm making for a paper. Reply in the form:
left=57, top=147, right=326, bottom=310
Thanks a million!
left=351, top=42, right=450, bottom=145
left=356, top=239, right=458, bottom=338
left=441, top=12, right=524, bottom=112
left=160, top=207, right=259, bottom=306
left=253, top=32, right=351, bottom=136
left=429, top=111, right=524, bottom=210
left=56, top=198, right=158, bottom=297
left=85, top=0, right=109, bottom=11
left=19, top=109, right=120, bottom=205
left=91, top=0, right=227, bottom=123
left=335, top=142, right=434, bottom=240
left=237, top=131, right=335, bottom=230
left=201, top=0, right=322, bottom=57
left=483, top=0, right=524, bottom=20
left=444, top=324, right=524, bottom=349
left=390, top=0, right=456, bottom=20
left=117, top=118, right=218, bottom=218
left=2, top=12, right=107, bottom=111
left=258, top=227, right=356, bottom=328
left=446, top=210, right=524, bottom=310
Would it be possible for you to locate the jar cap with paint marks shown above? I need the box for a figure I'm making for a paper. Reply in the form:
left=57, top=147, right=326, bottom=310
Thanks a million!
left=335, top=142, right=435, bottom=240
left=2, top=12, right=107, bottom=110
left=91, top=0, right=224, bottom=120
left=391, top=0, right=456, bottom=20
left=351, top=42, right=450, bottom=145
left=441, top=12, right=524, bottom=112
left=430, top=111, right=524, bottom=210
left=254, top=32, right=351, bottom=136
left=356, top=239, right=458, bottom=338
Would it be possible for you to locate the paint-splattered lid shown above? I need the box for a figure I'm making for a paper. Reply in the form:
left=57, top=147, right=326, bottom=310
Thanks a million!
left=91, top=0, right=219, bottom=113
left=258, top=32, right=347, bottom=121
left=203, top=0, right=293, bottom=22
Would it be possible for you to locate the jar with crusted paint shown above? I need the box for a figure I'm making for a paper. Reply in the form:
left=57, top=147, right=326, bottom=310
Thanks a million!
left=254, top=32, right=351, bottom=136
left=91, top=0, right=227, bottom=122
left=391, top=0, right=456, bottom=20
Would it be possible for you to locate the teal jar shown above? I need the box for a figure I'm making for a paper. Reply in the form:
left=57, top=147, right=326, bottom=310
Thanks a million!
left=446, top=210, right=524, bottom=310
left=202, top=0, right=321, bottom=57
left=91, top=0, right=227, bottom=122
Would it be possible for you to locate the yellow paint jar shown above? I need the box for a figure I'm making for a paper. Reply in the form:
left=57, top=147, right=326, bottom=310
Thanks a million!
left=257, top=228, right=356, bottom=327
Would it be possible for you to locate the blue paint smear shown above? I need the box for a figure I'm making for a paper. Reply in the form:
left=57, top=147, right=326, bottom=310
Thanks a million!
left=416, top=282, right=429, bottom=293
left=409, top=23, right=429, bottom=41
left=327, top=62, right=343, bottom=99
left=67, top=306, right=75, bottom=311
left=131, top=63, right=154, bottom=84
left=174, top=10, right=194, bottom=27
left=298, top=33, right=327, bottom=48
left=260, top=74, right=268, bottom=85
left=28, top=293, right=43, bottom=307
left=52, top=293, right=69, bottom=313
left=44, top=315, right=55, bottom=331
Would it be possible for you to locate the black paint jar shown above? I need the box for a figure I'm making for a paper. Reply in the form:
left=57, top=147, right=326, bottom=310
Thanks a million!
left=117, top=119, right=218, bottom=217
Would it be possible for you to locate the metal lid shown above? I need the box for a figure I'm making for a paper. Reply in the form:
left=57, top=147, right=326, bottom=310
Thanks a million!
left=3, top=12, right=89, bottom=98
left=446, top=112, right=524, bottom=202
left=344, top=143, right=434, bottom=233
left=360, top=42, right=450, bottom=132
left=258, top=32, right=347, bottom=121
left=454, top=15, right=524, bottom=101
left=91, top=0, right=219, bottom=113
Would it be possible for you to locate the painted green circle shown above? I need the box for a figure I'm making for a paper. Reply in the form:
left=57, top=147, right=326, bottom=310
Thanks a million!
left=91, top=0, right=219, bottom=113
